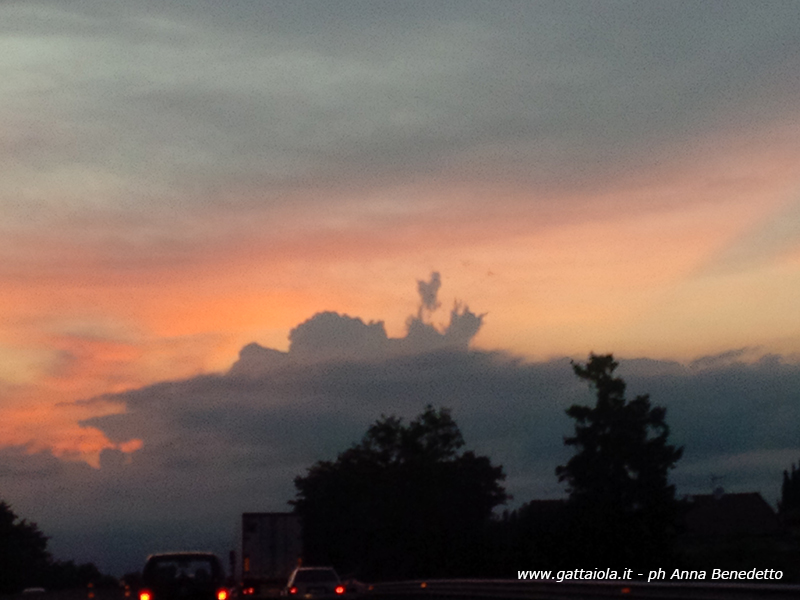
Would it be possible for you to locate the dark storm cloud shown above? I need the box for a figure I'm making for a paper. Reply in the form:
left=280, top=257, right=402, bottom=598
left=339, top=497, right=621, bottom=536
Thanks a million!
left=79, top=334, right=800, bottom=514
left=0, top=446, right=64, bottom=480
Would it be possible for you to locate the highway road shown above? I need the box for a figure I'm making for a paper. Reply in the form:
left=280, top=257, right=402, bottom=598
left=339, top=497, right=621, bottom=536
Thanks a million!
left=7, top=578, right=800, bottom=600
left=2, top=588, right=127, bottom=600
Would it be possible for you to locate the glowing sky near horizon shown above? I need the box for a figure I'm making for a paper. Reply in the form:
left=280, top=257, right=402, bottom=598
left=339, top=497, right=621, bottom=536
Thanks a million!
left=2, top=0, right=800, bottom=468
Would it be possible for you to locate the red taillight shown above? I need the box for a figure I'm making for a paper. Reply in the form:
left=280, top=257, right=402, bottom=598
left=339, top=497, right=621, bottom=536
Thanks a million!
left=140, top=591, right=152, bottom=600
left=242, top=588, right=254, bottom=596
left=217, top=590, right=228, bottom=600
left=335, top=586, right=345, bottom=595
left=289, top=587, right=298, bottom=595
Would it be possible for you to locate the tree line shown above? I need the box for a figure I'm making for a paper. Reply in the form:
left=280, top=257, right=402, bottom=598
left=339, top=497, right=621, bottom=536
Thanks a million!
left=0, top=499, right=116, bottom=593
left=292, top=353, right=687, bottom=579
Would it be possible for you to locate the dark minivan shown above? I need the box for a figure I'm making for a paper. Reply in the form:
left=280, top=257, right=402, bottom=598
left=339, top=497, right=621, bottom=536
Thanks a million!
left=140, top=552, right=229, bottom=600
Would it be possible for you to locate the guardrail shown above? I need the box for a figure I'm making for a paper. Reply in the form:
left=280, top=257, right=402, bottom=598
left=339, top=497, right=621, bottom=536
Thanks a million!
left=367, top=578, right=800, bottom=600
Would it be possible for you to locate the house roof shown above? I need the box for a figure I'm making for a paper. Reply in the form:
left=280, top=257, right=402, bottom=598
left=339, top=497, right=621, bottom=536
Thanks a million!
left=683, top=492, right=781, bottom=536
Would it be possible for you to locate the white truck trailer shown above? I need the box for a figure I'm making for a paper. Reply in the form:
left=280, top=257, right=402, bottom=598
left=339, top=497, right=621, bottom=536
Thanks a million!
left=240, top=512, right=303, bottom=598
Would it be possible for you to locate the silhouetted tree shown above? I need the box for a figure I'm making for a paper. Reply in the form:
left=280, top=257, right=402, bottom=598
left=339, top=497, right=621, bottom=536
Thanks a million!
left=779, top=461, right=800, bottom=536
left=780, top=462, right=800, bottom=513
left=0, top=500, right=51, bottom=592
left=292, top=406, right=507, bottom=580
left=0, top=498, right=116, bottom=592
left=556, top=354, right=683, bottom=567
left=46, top=559, right=117, bottom=590
left=482, top=499, right=573, bottom=575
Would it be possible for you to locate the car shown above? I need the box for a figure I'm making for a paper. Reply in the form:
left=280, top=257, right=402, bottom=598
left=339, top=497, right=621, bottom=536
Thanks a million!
left=139, top=552, right=230, bottom=600
left=284, top=567, right=344, bottom=599
left=340, top=579, right=368, bottom=596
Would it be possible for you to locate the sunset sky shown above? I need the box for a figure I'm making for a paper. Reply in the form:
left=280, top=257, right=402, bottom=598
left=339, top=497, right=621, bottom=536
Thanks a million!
left=2, top=0, right=800, bottom=576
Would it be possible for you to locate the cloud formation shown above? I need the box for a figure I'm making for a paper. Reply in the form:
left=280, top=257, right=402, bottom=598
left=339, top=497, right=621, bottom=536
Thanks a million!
left=2, top=278, right=799, bottom=576
left=417, top=271, right=442, bottom=314
left=233, top=273, right=484, bottom=369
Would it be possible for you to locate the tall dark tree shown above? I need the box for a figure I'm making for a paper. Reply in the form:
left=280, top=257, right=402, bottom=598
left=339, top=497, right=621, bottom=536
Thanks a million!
left=779, top=461, right=800, bottom=527
left=292, top=406, right=507, bottom=580
left=0, top=499, right=116, bottom=592
left=0, top=500, right=51, bottom=593
left=556, top=354, right=683, bottom=567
